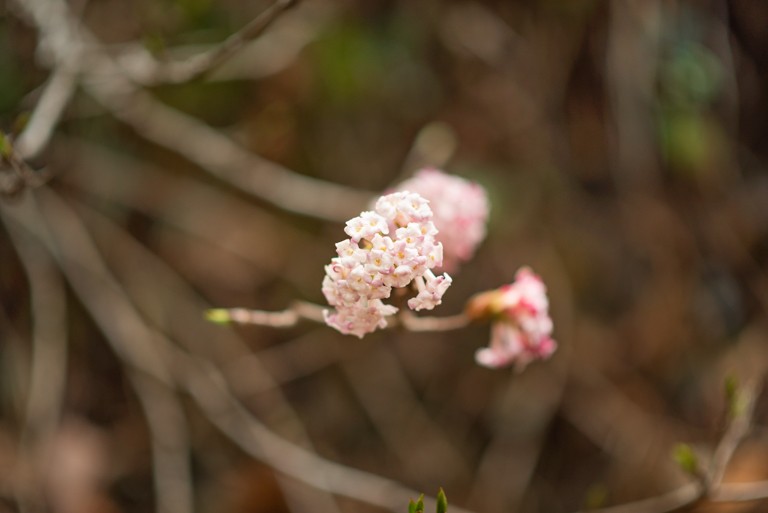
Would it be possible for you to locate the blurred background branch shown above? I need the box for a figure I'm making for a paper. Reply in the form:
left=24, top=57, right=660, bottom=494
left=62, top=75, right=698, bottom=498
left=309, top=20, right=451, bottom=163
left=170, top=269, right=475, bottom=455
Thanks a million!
left=1, top=0, right=768, bottom=512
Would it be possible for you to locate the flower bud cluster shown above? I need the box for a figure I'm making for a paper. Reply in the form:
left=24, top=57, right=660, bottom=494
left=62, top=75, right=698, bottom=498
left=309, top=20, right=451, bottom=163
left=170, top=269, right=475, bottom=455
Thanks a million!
left=322, top=191, right=452, bottom=337
left=396, top=168, right=489, bottom=272
left=468, top=267, right=556, bottom=370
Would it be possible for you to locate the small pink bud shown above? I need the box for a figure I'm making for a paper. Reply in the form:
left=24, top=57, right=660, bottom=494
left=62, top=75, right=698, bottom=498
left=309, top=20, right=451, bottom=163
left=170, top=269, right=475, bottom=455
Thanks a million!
left=472, top=267, right=557, bottom=370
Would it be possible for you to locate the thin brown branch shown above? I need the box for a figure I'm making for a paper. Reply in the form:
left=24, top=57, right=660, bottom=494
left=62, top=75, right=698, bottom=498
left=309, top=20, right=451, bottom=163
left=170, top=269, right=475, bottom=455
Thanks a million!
left=3, top=192, right=476, bottom=513
left=128, top=373, right=194, bottom=513
left=8, top=225, right=68, bottom=442
left=4, top=221, right=68, bottom=513
left=575, top=484, right=700, bottom=513
left=130, top=0, right=298, bottom=84
left=711, top=480, right=768, bottom=503
left=13, top=0, right=374, bottom=222
left=0, top=193, right=194, bottom=513
left=81, top=74, right=372, bottom=221
left=114, top=1, right=334, bottom=84
left=15, top=64, right=78, bottom=160
left=177, top=349, right=477, bottom=513
left=707, top=381, right=758, bottom=491
left=576, top=381, right=763, bottom=513
left=396, top=311, right=470, bottom=332
left=339, top=343, right=472, bottom=484
left=71, top=198, right=344, bottom=513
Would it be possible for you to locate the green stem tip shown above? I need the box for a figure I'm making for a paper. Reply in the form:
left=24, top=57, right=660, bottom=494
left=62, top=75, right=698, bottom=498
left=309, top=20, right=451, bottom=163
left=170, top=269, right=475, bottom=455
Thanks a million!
left=205, top=308, right=232, bottom=324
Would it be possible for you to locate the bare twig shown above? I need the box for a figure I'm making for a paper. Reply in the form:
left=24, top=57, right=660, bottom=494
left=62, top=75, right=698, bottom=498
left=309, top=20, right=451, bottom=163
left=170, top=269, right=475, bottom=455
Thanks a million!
left=577, top=381, right=763, bottom=513
left=711, top=480, right=768, bottom=503
left=128, top=0, right=297, bottom=84
left=15, top=64, right=78, bottom=160
left=576, top=484, right=700, bottom=513
left=4, top=220, right=67, bottom=513
left=707, top=381, right=758, bottom=491
left=112, top=1, right=333, bottom=84
left=397, top=311, right=470, bottom=332
left=3, top=192, right=475, bottom=513
left=81, top=74, right=372, bottom=221
left=1, top=193, right=195, bottom=513
left=9, top=0, right=82, bottom=164
left=177, top=349, right=477, bottom=513
left=4, top=221, right=68, bottom=445
left=128, top=373, right=194, bottom=513
left=340, top=343, right=472, bottom=483
left=69, top=197, right=344, bottom=513
left=56, top=137, right=323, bottom=291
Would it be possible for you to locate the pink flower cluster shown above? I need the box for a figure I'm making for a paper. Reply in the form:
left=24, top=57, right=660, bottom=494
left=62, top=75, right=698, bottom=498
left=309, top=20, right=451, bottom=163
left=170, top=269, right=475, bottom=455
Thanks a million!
left=396, top=168, right=489, bottom=271
left=470, top=267, right=556, bottom=370
left=322, top=191, right=452, bottom=337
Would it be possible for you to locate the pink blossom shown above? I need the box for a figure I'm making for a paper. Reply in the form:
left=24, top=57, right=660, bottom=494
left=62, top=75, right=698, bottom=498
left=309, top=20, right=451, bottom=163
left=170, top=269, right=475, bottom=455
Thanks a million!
left=469, top=267, right=556, bottom=370
left=395, top=168, right=489, bottom=271
left=408, top=270, right=453, bottom=311
left=323, top=191, right=452, bottom=337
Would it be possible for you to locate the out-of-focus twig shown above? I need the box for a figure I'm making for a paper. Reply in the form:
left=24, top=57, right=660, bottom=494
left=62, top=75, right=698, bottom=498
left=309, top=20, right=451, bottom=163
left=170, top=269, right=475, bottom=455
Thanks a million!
left=707, top=381, right=758, bottom=490
left=112, top=1, right=333, bottom=84
left=4, top=192, right=475, bottom=513
left=125, top=0, right=297, bottom=84
left=578, top=382, right=763, bottom=513
left=1, top=193, right=195, bottom=513
left=4, top=220, right=67, bottom=513
left=81, top=74, right=372, bottom=221
left=397, top=311, right=470, bottom=332
left=605, top=0, right=663, bottom=190
left=177, top=349, right=477, bottom=513
left=14, top=0, right=374, bottom=222
left=71, top=198, right=344, bottom=513
left=397, top=122, right=457, bottom=179
left=5, top=224, right=67, bottom=445
left=340, top=343, right=472, bottom=483
left=15, top=64, right=78, bottom=160
left=9, top=0, right=82, bottom=167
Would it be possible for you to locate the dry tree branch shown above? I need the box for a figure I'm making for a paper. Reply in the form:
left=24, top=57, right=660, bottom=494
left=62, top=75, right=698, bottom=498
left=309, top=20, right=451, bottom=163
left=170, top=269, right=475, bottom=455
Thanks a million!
left=56, top=137, right=324, bottom=292
left=114, top=1, right=334, bottom=84
left=127, top=373, right=194, bottom=513
left=2, top=192, right=475, bottom=513
left=14, top=64, right=78, bottom=160
left=5, top=225, right=68, bottom=444
left=576, top=485, right=700, bottom=513
left=397, top=311, right=470, bottom=332
left=177, top=346, right=478, bottom=513
left=339, top=343, right=473, bottom=484
left=13, top=0, right=373, bottom=222
left=80, top=74, right=372, bottom=221
left=4, top=221, right=68, bottom=513
left=6, top=0, right=82, bottom=165
left=68, top=198, right=344, bottom=513
left=53, top=190, right=463, bottom=513
left=578, top=382, right=764, bottom=513
left=126, top=0, right=298, bottom=85
left=71, top=193, right=474, bottom=511
left=1, top=194, right=195, bottom=513
left=706, top=381, right=758, bottom=491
